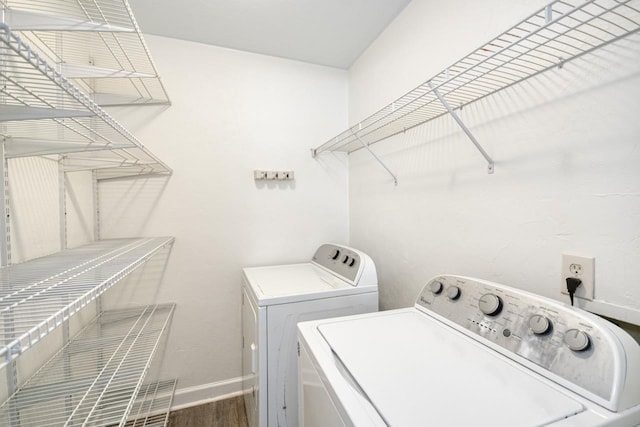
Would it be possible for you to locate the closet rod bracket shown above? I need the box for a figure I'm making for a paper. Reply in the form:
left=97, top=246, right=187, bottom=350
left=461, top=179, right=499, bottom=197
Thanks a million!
left=428, top=82, right=494, bottom=174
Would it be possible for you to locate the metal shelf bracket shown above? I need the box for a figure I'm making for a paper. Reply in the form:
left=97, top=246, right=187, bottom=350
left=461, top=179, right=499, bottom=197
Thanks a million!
left=428, top=81, right=495, bottom=174
left=311, top=133, right=398, bottom=185
left=351, top=130, right=398, bottom=185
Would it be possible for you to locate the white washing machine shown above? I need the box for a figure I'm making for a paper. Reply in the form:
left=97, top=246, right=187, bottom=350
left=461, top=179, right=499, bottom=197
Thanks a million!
left=242, top=243, right=378, bottom=427
left=298, top=275, right=640, bottom=427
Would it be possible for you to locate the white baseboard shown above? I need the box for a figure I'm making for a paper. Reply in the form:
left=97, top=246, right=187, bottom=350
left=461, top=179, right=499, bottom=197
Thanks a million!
left=171, top=376, right=246, bottom=411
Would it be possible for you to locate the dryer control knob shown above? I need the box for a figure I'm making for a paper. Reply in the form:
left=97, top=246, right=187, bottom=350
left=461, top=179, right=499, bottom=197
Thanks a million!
left=564, top=329, right=590, bottom=352
left=446, top=286, right=461, bottom=300
left=430, top=281, right=443, bottom=294
left=479, top=294, right=502, bottom=316
left=330, top=249, right=340, bottom=260
left=529, top=315, right=551, bottom=335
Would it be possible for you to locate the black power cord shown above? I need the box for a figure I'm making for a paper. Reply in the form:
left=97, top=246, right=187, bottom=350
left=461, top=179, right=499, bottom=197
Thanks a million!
left=566, top=277, right=582, bottom=306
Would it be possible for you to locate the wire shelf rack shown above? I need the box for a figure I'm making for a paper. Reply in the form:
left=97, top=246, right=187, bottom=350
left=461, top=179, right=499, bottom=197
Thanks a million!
left=125, top=379, right=176, bottom=427
left=0, top=24, right=172, bottom=178
left=1, top=0, right=171, bottom=106
left=0, top=304, right=175, bottom=426
left=312, top=0, right=640, bottom=156
left=0, top=237, right=174, bottom=369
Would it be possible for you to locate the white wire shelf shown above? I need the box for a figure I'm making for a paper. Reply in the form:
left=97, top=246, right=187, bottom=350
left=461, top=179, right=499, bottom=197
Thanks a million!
left=0, top=237, right=175, bottom=369
left=125, top=379, right=176, bottom=427
left=312, top=0, right=640, bottom=156
left=0, top=304, right=175, bottom=426
left=0, top=23, right=172, bottom=178
left=1, top=0, right=171, bottom=106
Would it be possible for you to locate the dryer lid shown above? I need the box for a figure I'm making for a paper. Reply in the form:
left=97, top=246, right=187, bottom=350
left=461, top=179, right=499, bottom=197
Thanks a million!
left=318, top=311, right=585, bottom=427
left=243, top=263, right=374, bottom=306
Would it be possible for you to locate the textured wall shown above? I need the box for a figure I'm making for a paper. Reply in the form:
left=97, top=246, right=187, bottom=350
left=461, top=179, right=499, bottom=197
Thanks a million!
left=348, top=0, right=640, bottom=324
left=100, top=35, right=350, bottom=406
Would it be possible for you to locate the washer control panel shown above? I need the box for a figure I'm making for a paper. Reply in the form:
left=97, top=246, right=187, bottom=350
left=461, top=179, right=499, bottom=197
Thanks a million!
left=416, top=275, right=628, bottom=407
left=312, top=244, right=361, bottom=284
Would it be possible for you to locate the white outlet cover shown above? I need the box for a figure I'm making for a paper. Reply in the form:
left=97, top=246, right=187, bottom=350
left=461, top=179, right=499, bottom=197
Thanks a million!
left=561, top=254, right=595, bottom=301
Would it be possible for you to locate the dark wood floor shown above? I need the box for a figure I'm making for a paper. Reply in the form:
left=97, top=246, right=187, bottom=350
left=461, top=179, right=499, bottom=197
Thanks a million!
left=168, top=396, right=249, bottom=427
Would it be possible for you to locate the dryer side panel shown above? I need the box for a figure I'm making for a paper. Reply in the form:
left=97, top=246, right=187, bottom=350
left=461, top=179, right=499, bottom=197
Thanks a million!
left=266, top=292, right=378, bottom=427
left=242, top=286, right=267, bottom=427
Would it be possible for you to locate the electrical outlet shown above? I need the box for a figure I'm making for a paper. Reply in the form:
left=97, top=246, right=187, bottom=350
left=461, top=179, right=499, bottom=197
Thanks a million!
left=561, top=254, right=595, bottom=301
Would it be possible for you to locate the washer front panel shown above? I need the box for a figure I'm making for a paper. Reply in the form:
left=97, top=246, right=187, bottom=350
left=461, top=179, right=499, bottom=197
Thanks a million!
left=416, top=276, right=619, bottom=406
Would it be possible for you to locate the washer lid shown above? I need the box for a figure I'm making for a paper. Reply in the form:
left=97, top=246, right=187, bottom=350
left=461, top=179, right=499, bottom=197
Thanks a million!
left=243, top=263, right=373, bottom=306
left=318, top=311, right=585, bottom=427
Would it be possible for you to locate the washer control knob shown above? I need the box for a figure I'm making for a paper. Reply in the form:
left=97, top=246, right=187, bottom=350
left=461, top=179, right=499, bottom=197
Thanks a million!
left=446, top=286, right=461, bottom=300
left=478, top=294, right=503, bottom=316
left=430, top=281, right=443, bottom=294
left=330, top=249, right=340, bottom=260
left=342, top=255, right=350, bottom=264
left=564, top=329, right=590, bottom=352
left=529, top=315, right=551, bottom=335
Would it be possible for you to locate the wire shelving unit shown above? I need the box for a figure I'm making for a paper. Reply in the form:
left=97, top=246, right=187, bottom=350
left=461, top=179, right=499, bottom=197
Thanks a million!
left=312, top=0, right=640, bottom=178
left=0, top=304, right=175, bottom=426
left=0, top=23, right=172, bottom=178
left=125, top=379, right=177, bottom=427
left=0, top=237, right=174, bottom=370
left=1, top=0, right=171, bottom=106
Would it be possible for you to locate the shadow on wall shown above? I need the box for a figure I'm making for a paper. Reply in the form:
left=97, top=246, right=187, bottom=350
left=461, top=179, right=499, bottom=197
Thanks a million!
left=349, top=43, right=640, bottom=192
left=98, top=175, right=172, bottom=238
left=254, top=180, right=296, bottom=190
left=65, top=172, right=93, bottom=247
left=101, top=244, right=175, bottom=385
left=9, top=156, right=61, bottom=263
left=103, top=245, right=173, bottom=310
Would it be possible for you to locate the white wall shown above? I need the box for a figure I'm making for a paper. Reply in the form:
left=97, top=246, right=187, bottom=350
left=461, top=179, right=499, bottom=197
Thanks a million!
left=8, top=156, right=61, bottom=263
left=100, top=35, right=350, bottom=406
left=65, top=171, right=95, bottom=248
left=6, top=159, right=95, bottom=262
left=348, top=0, right=640, bottom=323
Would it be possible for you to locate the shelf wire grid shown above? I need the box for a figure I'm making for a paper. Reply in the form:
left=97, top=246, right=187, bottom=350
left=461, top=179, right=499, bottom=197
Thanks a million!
left=313, top=0, right=640, bottom=155
left=0, top=237, right=174, bottom=369
left=124, top=379, right=176, bottom=427
left=0, top=304, right=175, bottom=426
left=1, top=0, right=171, bottom=105
left=0, top=24, right=172, bottom=178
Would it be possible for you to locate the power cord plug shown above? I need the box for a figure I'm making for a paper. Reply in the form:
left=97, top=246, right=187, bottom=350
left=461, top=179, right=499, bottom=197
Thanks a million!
left=566, top=277, right=582, bottom=306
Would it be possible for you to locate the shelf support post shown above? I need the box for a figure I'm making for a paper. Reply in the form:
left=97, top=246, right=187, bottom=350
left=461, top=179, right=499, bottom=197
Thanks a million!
left=351, top=131, right=398, bottom=185
left=428, top=82, right=495, bottom=174
left=93, top=170, right=101, bottom=241
left=59, top=155, right=67, bottom=250
left=0, top=142, right=10, bottom=266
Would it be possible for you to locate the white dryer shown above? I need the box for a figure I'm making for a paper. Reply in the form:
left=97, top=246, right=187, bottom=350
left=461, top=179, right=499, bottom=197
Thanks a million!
left=298, top=275, right=640, bottom=427
left=242, top=243, right=378, bottom=427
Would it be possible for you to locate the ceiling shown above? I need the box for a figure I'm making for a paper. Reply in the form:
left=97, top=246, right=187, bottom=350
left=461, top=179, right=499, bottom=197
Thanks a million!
left=128, top=0, right=411, bottom=69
